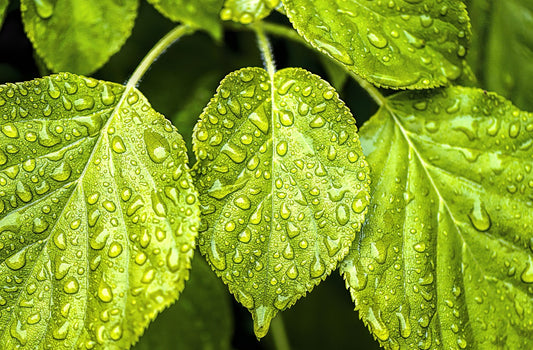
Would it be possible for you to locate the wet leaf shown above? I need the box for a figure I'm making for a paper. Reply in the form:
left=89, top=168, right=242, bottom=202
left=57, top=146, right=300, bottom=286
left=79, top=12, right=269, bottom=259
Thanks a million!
left=220, top=0, right=280, bottom=24
left=0, top=73, right=199, bottom=349
left=193, top=67, right=370, bottom=338
left=147, top=0, right=224, bottom=39
left=20, top=0, right=139, bottom=74
left=467, top=0, right=533, bottom=111
left=132, top=254, right=233, bottom=350
left=341, top=87, right=533, bottom=349
left=281, top=0, right=470, bottom=89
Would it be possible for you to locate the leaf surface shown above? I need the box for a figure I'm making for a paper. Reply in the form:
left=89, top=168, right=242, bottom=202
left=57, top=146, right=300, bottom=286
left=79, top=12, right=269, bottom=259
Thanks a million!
left=0, top=73, right=199, bottom=349
left=341, top=87, right=533, bottom=349
left=21, top=0, right=139, bottom=75
left=147, top=0, right=224, bottom=39
left=0, top=0, right=8, bottom=28
left=281, top=0, right=470, bottom=89
left=220, top=0, right=279, bottom=24
left=132, top=254, right=233, bottom=350
left=467, top=0, right=533, bottom=111
left=193, top=67, right=370, bottom=338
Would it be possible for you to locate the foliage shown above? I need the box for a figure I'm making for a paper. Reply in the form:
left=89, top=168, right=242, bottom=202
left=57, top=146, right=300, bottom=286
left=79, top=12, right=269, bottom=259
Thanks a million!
left=0, top=0, right=532, bottom=349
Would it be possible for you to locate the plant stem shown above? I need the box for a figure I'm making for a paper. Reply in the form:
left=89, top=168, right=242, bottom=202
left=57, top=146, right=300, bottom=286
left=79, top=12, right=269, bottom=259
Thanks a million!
left=270, top=314, right=291, bottom=350
left=126, top=24, right=195, bottom=90
left=254, top=24, right=276, bottom=77
left=248, top=22, right=386, bottom=107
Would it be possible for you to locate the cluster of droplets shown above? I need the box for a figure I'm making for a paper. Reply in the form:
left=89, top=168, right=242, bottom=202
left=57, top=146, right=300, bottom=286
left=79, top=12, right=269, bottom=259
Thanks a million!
left=219, top=0, right=280, bottom=24
left=284, top=0, right=469, bottom=87
left=194, top=67, right=370, bottom=337
left=0, top=74, right=199, bottom=348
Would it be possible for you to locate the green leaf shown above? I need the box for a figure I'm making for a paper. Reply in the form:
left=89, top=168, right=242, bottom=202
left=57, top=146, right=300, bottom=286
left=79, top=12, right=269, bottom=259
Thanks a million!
left=0, top=73, right=199, bottom=349
left=220, top=0, right=280, bottom=24
left=21, top=0, right=139, bottom=75
left=341, top=87, right=533, bottom=349
left=147, top=0, right=224, bottom=40
left=193, top=67, right=370, bottom=338
left=281, top=0, right=471, bottom=89
left=467, top=0, right=533, bottom=111
left=319, top=55, right=348, bottom=92
left=132, top=254, right=233, bottom=350
left=0, top=0, right=8, bottom=28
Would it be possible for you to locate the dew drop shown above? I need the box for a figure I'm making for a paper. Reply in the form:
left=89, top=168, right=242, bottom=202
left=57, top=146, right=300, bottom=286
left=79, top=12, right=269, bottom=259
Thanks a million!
left=63, top=276, right=79, bottom=294
left=144, top=130, right=170, bottom=163
left=314, top=39, right=354, bottom=65
left=467, top=202, right=491, bottom=232
left=33, top=0, right=54, bottom=19
left=97, top=280, right=113, bottom=302
left=367, top=31, right=388, bottom=48
left=6, top=249, right=27, bottom=270
left=310, top=255, right=325, bottom=278
left=111, top=135, right=126, bottom=153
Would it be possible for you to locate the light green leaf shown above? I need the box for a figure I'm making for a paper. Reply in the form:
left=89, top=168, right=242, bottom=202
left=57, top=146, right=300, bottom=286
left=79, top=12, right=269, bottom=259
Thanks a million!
left=341, top=87, right=533, bottom=349
left=220, top=0, right=279, bottom=24
left=0, top=0, right=8, bottom=28
left=0, top=73, right=199, bottom=349
left=21, top=0, right=139, bottom=75
left=281, top=0, right=471, bottom=89
left=147, top=0, right=224, bottom=40
left=132, top=254, right=233, bottom=350
left=467, top=0, right=533, bottom=111
left=193, top=67, right=370, bottom=338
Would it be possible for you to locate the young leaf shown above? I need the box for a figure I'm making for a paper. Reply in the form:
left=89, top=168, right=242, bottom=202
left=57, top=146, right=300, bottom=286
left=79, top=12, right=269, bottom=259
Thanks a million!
left=220, top=0, right=279, bottom=24
left=341, top=87, right=533, bottom=348
left=193, top=67, right=370, bottom=338
left=20, top=0, right=139, bottom=75
left=0, top=73, right=199, bottom=348
left=0, top=0, right=8, bottom=28
left=281, top=0, right=470, bottom=89
left=467, top=0, right=533, bottom=111
left=147, top=0, right=224, bottom=40
left=132, top=254, right=233, bottom=350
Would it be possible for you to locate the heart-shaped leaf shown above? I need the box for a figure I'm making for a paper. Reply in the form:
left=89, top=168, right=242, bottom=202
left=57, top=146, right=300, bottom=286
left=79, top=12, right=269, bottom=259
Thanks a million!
left=193, top=67, right=370, bottom=338
left=0, top=73, right=199, bottom=349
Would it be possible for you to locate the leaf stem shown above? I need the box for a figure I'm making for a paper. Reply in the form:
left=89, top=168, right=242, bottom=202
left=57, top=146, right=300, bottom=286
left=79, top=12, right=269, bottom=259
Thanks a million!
left=126, top=24, right=195, bottom=90
left=247, top=22, right=386, bottom=106
left=254, top=23, right=277, bottom=77
left=270, top=314, right=291, bottom=350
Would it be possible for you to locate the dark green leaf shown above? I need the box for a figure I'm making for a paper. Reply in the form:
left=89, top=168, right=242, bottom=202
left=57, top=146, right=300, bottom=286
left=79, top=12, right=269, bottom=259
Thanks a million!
left=193, top=67, right=370, bottom=338
left=282, top=0, right=470, bottom=89
left=0, top=0, right=8, bottom=28
left=147, top=0, right=224, bottom=39
left=132, top=254, right=233, bottom=350
left=341, top=87, right=533, bottom=349
left=21, top=0, right=139, bottom=74
left=467, top=0, right=533, bottom=111
left=0, top=73, right=199, bottom=348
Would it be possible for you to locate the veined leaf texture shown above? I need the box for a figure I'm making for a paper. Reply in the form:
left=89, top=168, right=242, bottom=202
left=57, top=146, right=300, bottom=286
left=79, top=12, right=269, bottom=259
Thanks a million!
left=193, top=67, right=370, bottom=338
left=341, top=87, right=533, bottom=349
left=0, top=73, right=199, bottom=348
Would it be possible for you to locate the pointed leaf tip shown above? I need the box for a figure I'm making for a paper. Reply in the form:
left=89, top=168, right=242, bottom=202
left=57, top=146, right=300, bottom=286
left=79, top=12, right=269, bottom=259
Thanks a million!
left=252, top=305, right=277, bottom=339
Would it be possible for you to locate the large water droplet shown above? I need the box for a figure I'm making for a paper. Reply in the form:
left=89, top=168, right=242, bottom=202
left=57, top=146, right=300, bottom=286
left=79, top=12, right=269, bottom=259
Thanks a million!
left=144, top=130, right=170, bottom=163
left=33, top=0, right=55, bottom=19
left=6, top=249, right=27, bottom=270
left=97, top=279, right=113, bottom=302
left=467, top=201, right=491, bottom=232
left=313, top=39, right=354, bottom=65
left=63, top=276, right=79, bottom=294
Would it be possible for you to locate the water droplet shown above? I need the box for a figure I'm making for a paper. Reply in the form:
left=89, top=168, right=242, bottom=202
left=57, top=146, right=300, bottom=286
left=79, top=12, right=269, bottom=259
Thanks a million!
left=221, top=142, right=247, bottom=163
left=144, top=130, right=170, bottom=163
left=367, top=306, right=390, bottom=341
left=50, top=162, right=72, bottom=182
left=32, top=217, right=49, bottom=234
left=279, top=111, right=294, bottom=126
left=63, top=277, right=79, bottom=294
left=249, top=111, right=269, bottom=134
left=15, top=181, right=33, bottom=203
left=234, top=195, right=251, bottom=210
left=521, top=260, right=533, bottom=283
left=367, top=31, right=388, bottom=48
left=151, top=191, right=167, bottom=217
left=74, top=96, right=95, bottom=111
left=27, top=312, right=41, bottom=325
left=313, top=39, right=354, bottom=65
left=111, top=135, right=126, bottom=153
left=336, top=204, right=350, bottom=225
left=98, top=280, right=113, bottom=302
left=209, top=241, right=226, bottom=270
left=280, top=203, right=291, bottom=219
left=276, top=141, right=288, bottom=156
left=52, top=320, right=69, bottom=340
left=352, top=192, right=369, bottom=213
left=238, top=228, right=252, bottom=243
left=1, top=123, right=19, bottom=138
left=108, top=242, right=123, bottom=258
left=34, top=0, right=54, bottom=19
left=310, top=255, right=325, bottom=278
left=467, top=202, right=491, bottom=232
left=54, top=231, right=67, bottom=250
left=110, top=325, right=123, bottom=341
left=6, top=249, right=27, bottom=270
left=141, top=268, right=155, bottom=283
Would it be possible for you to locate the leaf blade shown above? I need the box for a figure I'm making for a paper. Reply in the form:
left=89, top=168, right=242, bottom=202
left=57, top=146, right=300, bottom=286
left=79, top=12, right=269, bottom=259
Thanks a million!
left=281, top=0, right=471, bottom=89
left=220, top=0, right=279, bottom=24
left=193, top=67, right=370, bottom=338
left=0, top=73, right=199, bottom=349
left=341, top=87, right=533, bottom=348
left=147, top=0, right=224, bottom=39
left=21, top=0, right=139, bottom=75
